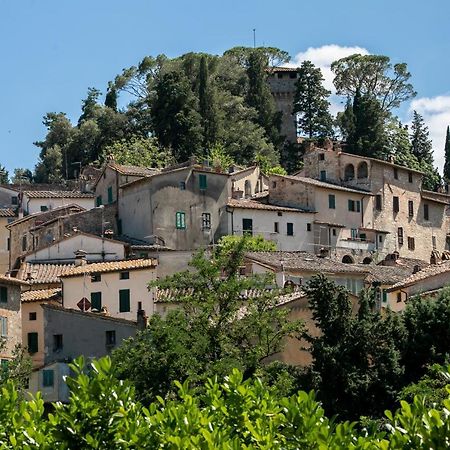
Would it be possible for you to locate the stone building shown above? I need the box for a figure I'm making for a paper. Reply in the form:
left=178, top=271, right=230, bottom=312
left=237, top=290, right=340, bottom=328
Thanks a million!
left=267, top=67, right=298, bottom=143
left=21, top=190, right=95, bottom=215
left=0, top=208, right=15, bottom=274
left=299, top=144, right=450, bottom=261
left=118, top=162, right=266, bottom=250
left=0, top=275, right=27, bottom=362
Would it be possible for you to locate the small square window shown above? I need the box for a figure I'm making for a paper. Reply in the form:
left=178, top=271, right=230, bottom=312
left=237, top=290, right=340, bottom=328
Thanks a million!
left=306, top=223, right=311, bottom=232
left=287, top=223, right=294, bottom=236
left=53, top=334, right=63, bottom=352
left=42, top=369, right=54, bottom=387
left=179, top=181, right=186, bottom=190
left=29, top=312, right=37, bottom=321
left=277, top=212, right=282, bottom=217
left=40, top=205, right=48, bottom=212
left=120, top=272, right=130, bottom=280
left=11, top=196, right=18, bottom=205
left=91, top=273, right=101, bottom=283
left=319, top=153, right=325, bottom=161
left=106, top=330, right=116, bottom=346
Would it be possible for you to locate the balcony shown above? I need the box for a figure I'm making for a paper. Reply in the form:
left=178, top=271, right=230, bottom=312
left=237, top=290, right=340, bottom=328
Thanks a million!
left=338, top=238, right=376, bottom=252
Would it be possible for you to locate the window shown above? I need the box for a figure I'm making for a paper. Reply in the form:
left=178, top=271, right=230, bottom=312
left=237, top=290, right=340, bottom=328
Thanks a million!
left=394, top=168, right=398, bottom=179
left=277, top=212, right=282, bottom=217
left=375, top=195, right=382, bottom=211
left=91, top=273, right=101, bottom=283
left=277, top=72, right=283, bottom=79
left=408, top=237, right=415, bottom=251
left=0, top=287, right=7, bottom=303
left=357, top=162, right=368, bottom=179
left=408, top=200, right=414, bottom=217
left=272, top=181, right=277, bottom=189
left=96, top=196, right=102, bottom=207
left=53, top=334, right=63, bottom=352
left=11, top=196, right=18, bottom=205
left=201, top=213, right=211, bottom=230
left=22, top=235, right=27, bottom=252
left=332, top=228, right=336, bottom=236
left=351, top=228, right=358, bottom=240
left=7, top=238, right=10, bottom=251
left=360, top=233, right=367, bottom=241
left=328, top=194, right=336, bottom=209
left=27, top=332, right=38, bottom=354
left=424, top=204, right=429, bottom=221
left=306, top=223, right=311, bottom=232
left=432, top=235, right=437, bottom=250
left=106, top=186, right=113, bottom=204
left=244, top=180, right=252, bottom=197
left=242, top=218, right=253, bottom=236
left=348, top=200, right=361, bottom=212
left=320, top=170, right=326, bottom=181
left=179, top=181, right=186, bottom=190
left=393, top=196, right=399, bottom=213
left=106, top=330, right=116, bottom=347
left=120, top=272, right=130, bottom=280
left=199, top=174, right=207, bottom=190
left=397, top=227, right=404, bottom=245
left=274, top=222, right=279, bottom=233
left=29, top=312, right=37, bottom=321
left=42, top=369, right=54, bottom=388
left=176, top=211, right=186, bottom=229
left=379, top=235, right=383, bottom=243
left=119, top=289, right=130, bottom=313
left=344, top=164, right=355, bottom=181
left=287, top=223, right=294, bottom=236
left=289, top=72, right=297, bottom=79
left=408, top=172, right=413, bottom=183
left=397, top=292, right=402, bottom=303
left=0, top=317, right=7, bottom=337
left=382, top=290, right=387, bottom=303
left=91, top=292, right=102, bottom=310
left=319, top=153, right=325, bottom=161
left=40, top=205, right=48, bottom=212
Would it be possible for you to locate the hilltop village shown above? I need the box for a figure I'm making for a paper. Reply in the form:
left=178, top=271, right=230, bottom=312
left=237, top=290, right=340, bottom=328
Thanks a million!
left=1, top=63, right=450, bottom=404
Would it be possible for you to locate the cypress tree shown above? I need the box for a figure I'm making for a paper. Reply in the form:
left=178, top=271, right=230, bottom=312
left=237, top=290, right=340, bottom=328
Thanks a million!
left=443, top=126, right=450, bottom=181
left=410, top=110, right=433, bottom=165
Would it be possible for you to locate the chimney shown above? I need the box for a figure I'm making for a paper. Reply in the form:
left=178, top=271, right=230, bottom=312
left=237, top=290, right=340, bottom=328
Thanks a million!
left=323, top=138, right=333, bottom=151
left=137, top=309, right=148, bottom=330
left=74, top=249, right=87, bottom=266
left=318, top=247, right=329, bottom=258
left=232, top=189, right=243, bottom=200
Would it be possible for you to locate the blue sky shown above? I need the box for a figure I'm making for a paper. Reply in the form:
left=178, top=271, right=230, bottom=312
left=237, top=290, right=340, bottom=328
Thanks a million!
left=1, top=0, right=450, bottom=174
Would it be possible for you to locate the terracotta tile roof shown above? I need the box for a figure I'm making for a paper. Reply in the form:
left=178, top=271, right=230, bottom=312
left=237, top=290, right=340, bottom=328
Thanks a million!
left=365, top=265, right=414, bottom=285
left=421, top=194, right=449, bottom=205
left=267, top=66, right=298, bottom=72
left=21, top=288, right=62, bottom=303
left=227, top=198, right=312, bottom=213
left=23, top=190, right=94, bottom=199
left=109, top=163, right=159, bottom=177
left=245, top=251, right=369, bottom=274
left=0, top=275, right=29, bottom=286
left=272, top=174, right=373, bottom=195
left=388, top=261, right=450, bottom=292
left=60, top=258, right=157, bottom=277
left=6, top=204, right=85, bottom=228
left=314, top=220, right=346, bottom=228
left=17, top=262, right=75, bottom=284
left=0, top=208, right=15, bottom=218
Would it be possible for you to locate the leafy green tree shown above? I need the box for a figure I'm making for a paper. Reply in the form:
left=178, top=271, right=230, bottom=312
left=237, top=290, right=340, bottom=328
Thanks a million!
left=34, top=144, right=64, bottom=183
left=0, top=342, right=32, bottom=392
left=444, top=126, right=450, bottom=182
left=103, top=137, right=173, bottom=168
left=215, top=235, right=277, bottom=255
left=331, top=54, right=416, bottom=111
left=0, top=165, right=8, bottom=184
left=254, top=154, right=287, bottom=175
left=303, top=275, right=405, bottom=419
left=338, top=89, right=388, bottom=158
left=209, top=143, right=235, bottom=171
left=294, top=61, right=333, bottom=138
left=151, top=71, right=203, bottom=162
left=11, top=168, right=32, bottom=184
left=104, top=82, right=118, bottom=111
left=113, top=240, right=301, bottom=404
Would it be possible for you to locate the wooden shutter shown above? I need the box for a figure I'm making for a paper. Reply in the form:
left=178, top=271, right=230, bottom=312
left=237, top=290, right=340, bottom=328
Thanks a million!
left=0, top=287, right=7, bottom=303
left=119, top=289, right=130, bottom=313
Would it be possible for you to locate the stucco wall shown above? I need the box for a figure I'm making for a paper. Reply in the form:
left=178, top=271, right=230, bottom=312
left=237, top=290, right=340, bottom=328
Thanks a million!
left=0, top=217, right=11, bottom=274
left=62, top=267, right=157, bottom=320
left=0, top=282, right=21, bottom=360
left=23, top=196, right=94, bottom=215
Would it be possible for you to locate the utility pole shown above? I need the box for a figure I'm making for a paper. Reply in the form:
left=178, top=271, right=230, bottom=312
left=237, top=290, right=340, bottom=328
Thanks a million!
left=253, top=28, right=256, bottom=48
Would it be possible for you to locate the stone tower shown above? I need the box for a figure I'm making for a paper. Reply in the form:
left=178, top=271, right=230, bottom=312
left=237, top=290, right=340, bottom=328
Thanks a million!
left=267, top=67, right=298, bottom=143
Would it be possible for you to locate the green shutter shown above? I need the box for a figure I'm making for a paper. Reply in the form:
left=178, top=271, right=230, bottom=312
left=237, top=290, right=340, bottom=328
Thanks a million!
left=382, top=290, right=387, bottom=303
left=119, top=289, right=130, bottom=312
left=328, top=195, right=335, bottom=209
left=199, top=174, right=207, bottom=190
left=28, top=332, right=38, bottom=354
left=0, top=287, right=7, bottom=303
left=356, top=201, right=361, bottom=213
left=107, top=186, right=113, bottom=204
left=91, top=292, right=102, bottom=311
left=176, top=212, right=186, bottom=229
left=348, top=199, right=352, bottom=211
left=96, top=196, right=102, bottom=206
left=43, top=369, right=54, bottom=387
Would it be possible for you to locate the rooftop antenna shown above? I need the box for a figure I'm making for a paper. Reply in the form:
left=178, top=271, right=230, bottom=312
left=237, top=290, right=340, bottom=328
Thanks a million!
left=253, top=28, right=256, bottom=48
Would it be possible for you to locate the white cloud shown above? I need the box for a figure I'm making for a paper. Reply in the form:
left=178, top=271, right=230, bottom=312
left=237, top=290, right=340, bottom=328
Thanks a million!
left=408, top=96, right=450, bottom=171
left=285, top=45, right=370, bottom=115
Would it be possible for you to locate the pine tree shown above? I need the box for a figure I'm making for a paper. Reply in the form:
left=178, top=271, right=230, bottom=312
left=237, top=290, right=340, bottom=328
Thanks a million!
left=443, top=126, right=450, bottom=181
left=293, top=61, right=333, bottom=138
left=410, top=111, right=433, bottom=165
left=0, top=165, right=8, bottom=184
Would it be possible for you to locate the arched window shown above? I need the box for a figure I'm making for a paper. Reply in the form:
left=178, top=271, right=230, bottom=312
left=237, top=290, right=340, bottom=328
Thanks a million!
left=244, top=180, right=252, bottom=198
left=362, top=257, right=372, bottom=265
left=344, top=164, right=355, bottom=181
left=357, top=161, right=368, bottom=179
left=342, top=255, right=354, bottom=264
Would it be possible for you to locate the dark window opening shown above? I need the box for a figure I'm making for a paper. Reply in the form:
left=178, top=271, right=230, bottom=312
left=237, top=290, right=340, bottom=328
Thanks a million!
left=91, top=292, right=102, bottom=310
left=106, top=330, right=116, bottom=347
left=287, top=223, right=294, bottom=236
left=319, top=153, right=325, bottom=161
left=242, top=218, right=253, bottom=236
left=119, top=289, right=131, bottom=313
left=408, top=236, right=415, bottom=250
left=53, top=334, right=63, bottom=352
left=306, top=223, right=311, bottom=232
left=91, top=273, right=101, bottom=283
left=408, top=200, right=414, bottom=217
left=27, top=332, right=38, bottom=354
left=398, top=227, right=404, bottom=245
left=120, top=271, right=130, bottom=280
left=393, top=196, right=399, bottom=213
left=375, top=195, right=382, bottom=211
left=274, top=222, right=279, bottom=233
left=424, top=204, right=429, bottom=221
left=42, top=369, right=54, bottom=387
left=29, top=312, right=37, bottom=321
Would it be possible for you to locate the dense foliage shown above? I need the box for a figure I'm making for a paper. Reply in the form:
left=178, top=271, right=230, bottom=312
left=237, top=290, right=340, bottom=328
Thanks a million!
left=0, top=356, right=450, bottom=448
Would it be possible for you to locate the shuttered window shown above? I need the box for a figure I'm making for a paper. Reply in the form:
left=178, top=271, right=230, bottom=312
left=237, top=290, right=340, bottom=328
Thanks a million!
left=0, top=287, right=7, bottom=303
left=328, top=194, right=336, bottom=209
left=119, top=289, right=130, bottom=313
left=176, top=212, right=186, bottom=229
left=43, top=369, right=54, bottom=387
left=0, top=317, right=7, bottom=337
left=91, top=292, right=102, bottom=311
left=27, top=332, right=38, bottom=353
left=199, top=174, right=207, bottom=190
